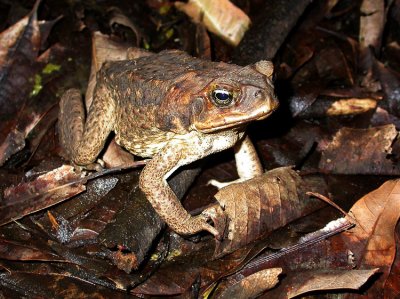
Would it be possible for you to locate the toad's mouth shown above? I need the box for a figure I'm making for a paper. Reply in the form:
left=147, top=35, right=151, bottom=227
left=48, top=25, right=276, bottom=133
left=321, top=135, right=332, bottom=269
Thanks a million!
left=192, top=102, right=278, bottom=133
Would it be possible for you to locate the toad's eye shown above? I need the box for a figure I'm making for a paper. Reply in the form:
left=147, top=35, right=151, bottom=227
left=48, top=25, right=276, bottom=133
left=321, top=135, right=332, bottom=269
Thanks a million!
left=211, top=89, right=234, bottom=106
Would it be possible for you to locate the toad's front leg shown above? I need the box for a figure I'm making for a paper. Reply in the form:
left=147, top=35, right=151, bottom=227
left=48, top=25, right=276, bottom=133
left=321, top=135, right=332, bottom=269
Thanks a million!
left=139, top=144, right=220, bottom=238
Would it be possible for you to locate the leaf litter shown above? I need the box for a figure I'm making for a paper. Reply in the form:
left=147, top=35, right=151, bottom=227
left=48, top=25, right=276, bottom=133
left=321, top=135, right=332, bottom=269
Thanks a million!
left=0, top=0, right=400, bottom=298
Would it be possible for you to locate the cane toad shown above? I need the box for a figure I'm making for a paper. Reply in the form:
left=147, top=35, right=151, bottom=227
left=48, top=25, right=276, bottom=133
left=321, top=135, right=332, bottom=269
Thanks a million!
left=59, top=50, right=278, bottom=238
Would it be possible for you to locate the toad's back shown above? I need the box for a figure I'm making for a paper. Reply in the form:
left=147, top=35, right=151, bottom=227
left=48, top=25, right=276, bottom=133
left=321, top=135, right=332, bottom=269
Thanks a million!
left=97, top=50, right=244, bottom=157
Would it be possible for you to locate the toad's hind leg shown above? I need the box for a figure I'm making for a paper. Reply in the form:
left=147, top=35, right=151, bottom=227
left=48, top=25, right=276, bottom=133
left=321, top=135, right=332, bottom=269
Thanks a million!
left=58, top=86, right=116, bottom=166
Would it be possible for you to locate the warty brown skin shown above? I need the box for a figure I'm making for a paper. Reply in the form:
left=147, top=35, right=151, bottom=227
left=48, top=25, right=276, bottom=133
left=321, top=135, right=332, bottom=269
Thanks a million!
left=58, top=49, right=278, bottom=238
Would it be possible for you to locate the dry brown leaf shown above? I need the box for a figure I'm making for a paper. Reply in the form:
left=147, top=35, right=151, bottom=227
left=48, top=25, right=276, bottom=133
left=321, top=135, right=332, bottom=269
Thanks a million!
left=337, top=179, right=400, bottom=297
left=175, top=0, right=251, bottom=46
left=287, top=269, right=379, bottom=298
left=319, top=125, right=400, bottom=174
left=212, top=167, right=325, bottom=258
left=358, top=0, right=386, bottom=92
left=238, top=179, right=400, bottom=297
left=346, top=179, right=400, bottom=268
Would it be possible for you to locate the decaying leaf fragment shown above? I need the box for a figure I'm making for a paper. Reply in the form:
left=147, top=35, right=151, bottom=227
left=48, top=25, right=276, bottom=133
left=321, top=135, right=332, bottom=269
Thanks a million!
left=175, top=0, right=251, bottom=46
left=326, top=98, right=377, bottom=116
left=215, top=268, right=282, bottom=299
left=359, top=0, right=385, bottom=50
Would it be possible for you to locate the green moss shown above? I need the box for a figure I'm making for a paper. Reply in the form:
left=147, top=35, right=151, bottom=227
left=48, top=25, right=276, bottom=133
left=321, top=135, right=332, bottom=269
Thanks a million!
left=30, top=74, right=42, bottom=97
left=30, top=63, right=62, bottom=97
left=143, top=39, right=151, bottom=50
left=165, top=28, right=174, bottom=39
left=42, top=63, right=61, bottom=75
left=159, top=4, right=171, bottom=15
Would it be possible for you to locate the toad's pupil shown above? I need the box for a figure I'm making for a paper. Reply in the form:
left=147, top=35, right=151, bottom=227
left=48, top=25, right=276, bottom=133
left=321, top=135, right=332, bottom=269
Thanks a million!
left=211, top=89, right=234, bottom=107
left=215, top=90, right=230, bottom=101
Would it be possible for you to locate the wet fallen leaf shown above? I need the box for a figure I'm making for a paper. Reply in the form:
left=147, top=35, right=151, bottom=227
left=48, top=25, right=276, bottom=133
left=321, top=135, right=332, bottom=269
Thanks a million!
left=0, top=271, right=131, bottom=298
left=1, top=165, right=85, bottom=225
left=0, top=1, right=61, bottom=166
left=0, top=239, right=64, bottom=262
left=0, top=1, right=40, bottom=126
left=319, top=125, right=400, bottom=174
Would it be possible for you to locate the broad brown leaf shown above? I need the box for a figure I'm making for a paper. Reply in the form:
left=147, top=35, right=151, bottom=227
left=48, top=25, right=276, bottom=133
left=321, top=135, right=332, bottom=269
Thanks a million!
left=260, top=179, right=400, bottom=297
left=341, top=180, right=400, bottom=298
left=212, top=167, right=325, bottom=257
